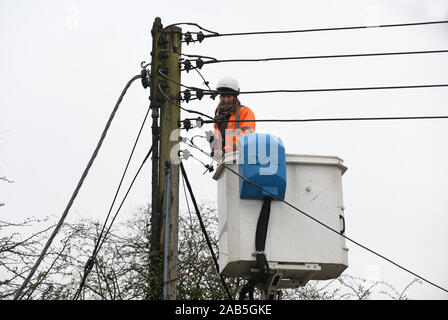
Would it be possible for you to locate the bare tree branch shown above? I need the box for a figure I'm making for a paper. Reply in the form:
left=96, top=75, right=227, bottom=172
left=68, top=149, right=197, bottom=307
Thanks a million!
left=0, top=176, right=14, bottom=183
left=0, top=203, right=420, bottom=300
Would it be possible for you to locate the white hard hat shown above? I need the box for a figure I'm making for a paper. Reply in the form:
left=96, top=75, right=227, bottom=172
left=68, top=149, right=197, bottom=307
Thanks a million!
left=216, top=76, right=239, bottom=95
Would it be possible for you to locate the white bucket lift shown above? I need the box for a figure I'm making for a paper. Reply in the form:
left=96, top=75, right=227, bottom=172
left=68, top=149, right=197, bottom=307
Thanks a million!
left=213, top=152, right=349, bottom=294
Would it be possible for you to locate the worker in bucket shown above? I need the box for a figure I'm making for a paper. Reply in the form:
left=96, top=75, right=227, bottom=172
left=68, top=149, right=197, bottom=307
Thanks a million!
left=209, top=76, right=256, bottom=159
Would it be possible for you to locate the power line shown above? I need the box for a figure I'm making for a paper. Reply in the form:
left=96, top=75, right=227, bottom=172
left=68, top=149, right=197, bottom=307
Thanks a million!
left=13, top=74, right=143, bottom=300
left=181, top=170, right=194, bottom=227
left=203, top=20, right=448, bottom=39
left=192, top=115, right=448, bottom=126
left=184, top=141, right=448, bottom=295
left=159, top=68, right=204, bottom=92
left=232, top=84, right=448, bottom=95
left=180, top=83, right=448, bottom=101
left=95, top=105, right=151, bottom=256
left=193, top=68, right=212, bottom=91
left=172, top=60, right=212, bottom=92
left=163, top=22, right=219, bottom=35
left=73, top=146, right=153, bottom=300
left=181, top=84, right=448, bottom=102
left=179, top=162, right=234, bottom=300
left=157, top=82, right=214, bottom=120
left=73, top=147, right=153, bottom=300
left=73, top=105, right=152, bottom=300
left=198, top=49, right=448, bottom=65
left=179, top=53, right=448, bottom=101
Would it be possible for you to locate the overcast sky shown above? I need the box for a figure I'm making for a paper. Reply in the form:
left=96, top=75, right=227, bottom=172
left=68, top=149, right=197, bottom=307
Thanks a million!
left=1, top=0, right=448, bottom=299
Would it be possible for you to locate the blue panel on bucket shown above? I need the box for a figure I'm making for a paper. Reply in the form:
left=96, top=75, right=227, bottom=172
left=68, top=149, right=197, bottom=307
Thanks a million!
left=238, top=133, right=286, bottom=200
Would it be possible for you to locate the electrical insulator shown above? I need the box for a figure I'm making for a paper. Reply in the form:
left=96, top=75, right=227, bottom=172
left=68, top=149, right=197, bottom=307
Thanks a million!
left=140, top=69, right=150, bottom=89
left=203, top=164, right=214, bottom=175
left=184, top=32, right=193, bottom=45
left=179, top=149, right=191, bottom=160
left=183, top=119, right=192, bottom=131
left=183, top=89, right=191, bottom=103
left=195, top=117, right=204, bottom=129
left=197, top=31, right=205, bottom=43
left=195, top=58, right=204, bottom=70
left=196, top=89, right=204, bottom=100
left=184, top=59, right=192, bottom=73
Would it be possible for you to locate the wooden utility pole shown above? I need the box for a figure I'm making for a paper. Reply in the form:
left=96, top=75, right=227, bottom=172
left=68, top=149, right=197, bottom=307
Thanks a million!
left=148, top=17, right=181, bottom=300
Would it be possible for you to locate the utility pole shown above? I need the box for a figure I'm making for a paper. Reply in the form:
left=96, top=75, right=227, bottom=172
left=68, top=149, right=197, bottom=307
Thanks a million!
left=148, top=17, right=181, bottom=300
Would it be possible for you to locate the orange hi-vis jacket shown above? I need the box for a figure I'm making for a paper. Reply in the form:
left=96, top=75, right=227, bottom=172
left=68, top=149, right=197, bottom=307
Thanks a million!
left=213, top=105, right=256, bottom=154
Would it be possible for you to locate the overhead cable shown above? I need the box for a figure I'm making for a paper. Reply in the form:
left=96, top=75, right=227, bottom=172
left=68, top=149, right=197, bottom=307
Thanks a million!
left=158, top=68, right=205, bottom=92
left=193, top=68, right=212, bottom=91
left=157, top=82, right=214, bottom=120
left=73, top=146, right=153, bottom=300
left=179, top=162, right=234, bottom=300
left=181, top=83, right=448, bottom=102
left=192, top=49, right=448, bottom=66
left=13, top=74, right=143, bottom=300
left=237, top=83, right=448, bottom=95
left=190, top=115, right=448, bottom=127
left=163, top=22, right=219, bottom=35
left=73, top=105, right=152, bottom=300
left=202, top=20, right=448, bottom=39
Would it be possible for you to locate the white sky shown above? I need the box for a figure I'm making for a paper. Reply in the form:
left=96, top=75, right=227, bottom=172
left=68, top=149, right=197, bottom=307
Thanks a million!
left=1, top=0, right=448, bottom=299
